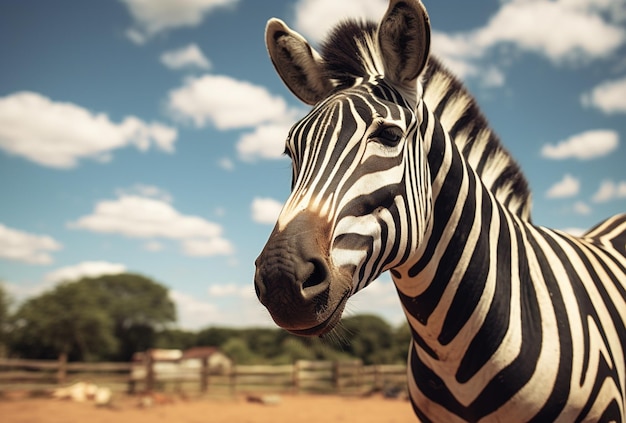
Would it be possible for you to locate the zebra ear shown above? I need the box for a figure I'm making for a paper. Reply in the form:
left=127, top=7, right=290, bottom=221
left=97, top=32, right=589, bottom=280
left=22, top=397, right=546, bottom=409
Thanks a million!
left=378, top=0, right=431, bottom=93
left=266, top=18, right=334, bottom=105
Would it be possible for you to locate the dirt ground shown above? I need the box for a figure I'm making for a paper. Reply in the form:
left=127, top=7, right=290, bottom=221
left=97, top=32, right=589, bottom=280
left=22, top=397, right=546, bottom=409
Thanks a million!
left=1, top=393, right=417, bottom=423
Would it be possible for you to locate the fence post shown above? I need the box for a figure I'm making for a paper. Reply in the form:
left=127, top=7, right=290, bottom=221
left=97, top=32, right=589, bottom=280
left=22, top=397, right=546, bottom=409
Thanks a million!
left=200, top=357, right=208, bottom=394
left=229, top=363, right=236, bottom=396
left=374, top=365, right=381, bottom=391
left=56, top=352, right=67, bottom=385
left=333, top=361, right=340, bottom=393
left=145, top=353, right=154, bottom=392
left=293, top=361, right=300, bottom=394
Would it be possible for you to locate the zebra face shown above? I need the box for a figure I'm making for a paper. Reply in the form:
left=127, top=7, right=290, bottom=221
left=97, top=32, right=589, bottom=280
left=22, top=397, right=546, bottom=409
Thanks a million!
left=255, top=87, right=420, bottom=336
left=255, top=0, right=431, bottom=336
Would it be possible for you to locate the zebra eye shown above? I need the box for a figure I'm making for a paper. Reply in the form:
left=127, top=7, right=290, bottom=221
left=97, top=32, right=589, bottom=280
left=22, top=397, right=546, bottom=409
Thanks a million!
left=371, top=125, right=404, bottom=147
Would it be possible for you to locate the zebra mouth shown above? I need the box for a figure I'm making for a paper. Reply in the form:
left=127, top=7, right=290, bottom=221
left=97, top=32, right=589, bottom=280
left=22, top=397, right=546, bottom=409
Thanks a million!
left=288, top=291, right=350, bottom=337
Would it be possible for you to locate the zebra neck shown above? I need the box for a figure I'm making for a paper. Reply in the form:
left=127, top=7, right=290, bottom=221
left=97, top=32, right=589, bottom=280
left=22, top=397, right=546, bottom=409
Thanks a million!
left=393, top=107, right=510, bottom=361
left=421, top=57, right=533, bottom=221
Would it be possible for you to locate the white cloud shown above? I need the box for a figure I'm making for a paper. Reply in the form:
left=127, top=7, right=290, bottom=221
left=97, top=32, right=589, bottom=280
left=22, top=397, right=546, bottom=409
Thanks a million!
left=430, top=33, right=508, bottom=88
left=573, top=201, right=592, bottom=215
left=251, top=197, right=284, bottom=225
left=3, top=281, right=41, bottom=301
left=218, top=157, right=235, bottom=171
left=430, top=32, right=484, bottom=81
left=581, top=76, right=626, bottom=114
left=167, top=75, right=290, bottom=130
left=291, top=0, right=625, bottom=93
left=143, top=241, right=165, bottom=252
left=7, top=261, right=127, bottom=301
left=546, top=174, right=580, bottom=198
left=0, top=91, right=177, bottom=169
left=6, top=261, right=128, bottom=302
left=0, top=224, right=62, bottom=265
left=294, top=0, right=386, bottom=43
left=429, top=0, right=625, bottom=85
left=592, top=179, right=626, bottom=203
left=560, top=0, right=626, bottom=23
left=71, top=195, right=221, bottom=239
left=561, top=227, right=587, bottom=237
left=237, top=123, right=293, bottom=161
left=346, top=275, right=404, bottom=326
left=540, top=129, right=619, bottom=160
left=430, top=31, right=478, bottom=62
left=182, top=238, right=234, bottom=256
left=69, top=192, right=233, bottom=257
left=479, top=66, right=507, bottom=88
left=44, top=261, right=127, bottom=284
left=125, top=28, right=147, bottom=45
left=208, top=283, right=253, bottom=298
left=170, top=289, right=273, bottom=329
left=169, top=290, right=220, bottom=329
left=160, top=44, right=211, bottom=70
left=116, top=184, right=173, bottom=203
left=472, top=0, right=625, bottom=63
left=120, top=0, right=238, bottom=42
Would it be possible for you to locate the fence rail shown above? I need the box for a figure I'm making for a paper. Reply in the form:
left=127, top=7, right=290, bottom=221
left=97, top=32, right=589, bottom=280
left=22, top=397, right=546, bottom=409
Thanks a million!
left=0, top=358, right=132, bottom=393
left=0, top=358, right=406, bottom=396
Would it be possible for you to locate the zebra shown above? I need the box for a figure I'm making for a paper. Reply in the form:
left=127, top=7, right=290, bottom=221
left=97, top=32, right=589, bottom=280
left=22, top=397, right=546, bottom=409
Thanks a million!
left=253, top=0, right=626, bottom=421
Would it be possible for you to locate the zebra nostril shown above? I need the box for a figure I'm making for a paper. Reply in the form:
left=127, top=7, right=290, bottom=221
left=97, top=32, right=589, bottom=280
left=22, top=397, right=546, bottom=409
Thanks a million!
left=301, top=258, right=329, bottom=298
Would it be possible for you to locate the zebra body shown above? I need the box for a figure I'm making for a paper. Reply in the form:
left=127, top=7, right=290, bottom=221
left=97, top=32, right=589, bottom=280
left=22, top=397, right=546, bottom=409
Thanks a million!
left=402, top=93, right=626, bottom=421
left=254, top=0, right=626, bottom=421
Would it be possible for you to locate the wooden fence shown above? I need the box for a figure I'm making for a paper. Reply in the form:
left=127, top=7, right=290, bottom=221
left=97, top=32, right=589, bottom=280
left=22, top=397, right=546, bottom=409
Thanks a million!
left=0, top=358, right=406, bottom=396
left=0, top=358, right=132, bottom=394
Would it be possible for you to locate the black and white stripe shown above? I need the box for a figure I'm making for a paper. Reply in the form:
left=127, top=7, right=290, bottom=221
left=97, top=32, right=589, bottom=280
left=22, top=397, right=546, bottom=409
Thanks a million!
left=400, top=93, right=626, bottom=421
left=258, top=1, right=626, bottom=421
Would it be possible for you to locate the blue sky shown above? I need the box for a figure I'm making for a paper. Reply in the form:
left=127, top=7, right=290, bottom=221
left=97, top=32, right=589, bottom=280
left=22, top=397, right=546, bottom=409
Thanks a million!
left=1, top=0, right=625, bottom=329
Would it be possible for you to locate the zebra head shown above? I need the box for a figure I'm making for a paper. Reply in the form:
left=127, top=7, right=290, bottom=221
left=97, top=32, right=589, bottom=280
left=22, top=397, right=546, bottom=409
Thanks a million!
left=255, top=0, right=431, bottom=336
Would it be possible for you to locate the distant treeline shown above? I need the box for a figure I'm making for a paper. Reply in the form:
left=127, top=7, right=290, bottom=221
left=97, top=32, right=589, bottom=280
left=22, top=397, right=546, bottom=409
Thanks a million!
left=155, top=314, right=411, bottom=365
left=0, top=275, right=409, bottom=365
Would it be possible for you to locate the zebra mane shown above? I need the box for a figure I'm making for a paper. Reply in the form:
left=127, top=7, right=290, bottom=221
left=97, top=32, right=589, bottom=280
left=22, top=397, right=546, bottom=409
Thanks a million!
left=319, top=20, right=533, bottom=221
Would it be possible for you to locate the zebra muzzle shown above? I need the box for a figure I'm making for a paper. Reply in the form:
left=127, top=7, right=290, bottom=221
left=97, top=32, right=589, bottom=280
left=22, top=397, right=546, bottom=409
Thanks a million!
left=254, top=211, right=351, bottom=336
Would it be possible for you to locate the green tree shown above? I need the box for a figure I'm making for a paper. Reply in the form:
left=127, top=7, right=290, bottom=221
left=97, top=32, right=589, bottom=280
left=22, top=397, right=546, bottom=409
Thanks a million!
left=391, top=322, right=411, bottom=363
left=10, top=282, right=117, bottom=362
left=81, top=273, right=176, bottom=361
left=8, top=273, right=177, bottom=361
left=272, top=337, right=316, bottom=364
left=243, top=328, right=287, bottom=359
left=304, top=336, right=353, bottom=362
left=196, top=327, right=239, bottom=347
left=155, top=328, right=197, bottom=350
left=221, top=337, right=262, bottom=364
left=340, top=314, right=395, bottom=364
left=0, top=283, right=12, bottom=357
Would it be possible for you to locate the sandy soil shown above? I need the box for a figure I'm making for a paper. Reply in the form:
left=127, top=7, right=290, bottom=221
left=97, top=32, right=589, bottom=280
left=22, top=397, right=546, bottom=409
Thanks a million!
left=1, top=393, right=417, bottom=423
